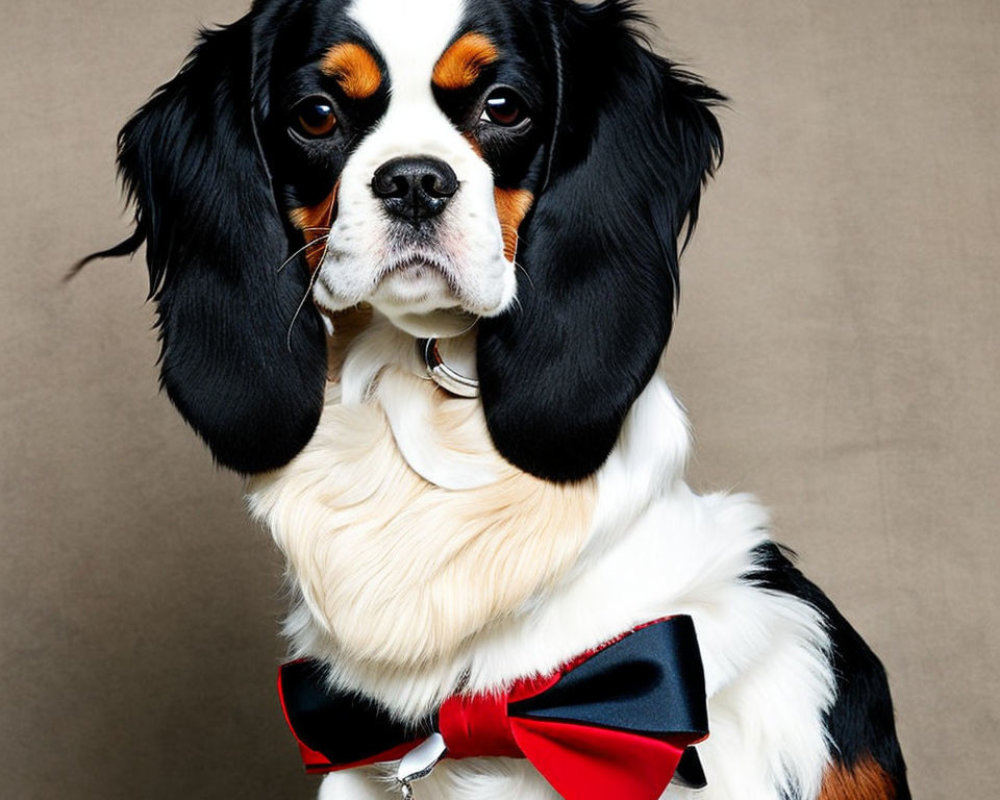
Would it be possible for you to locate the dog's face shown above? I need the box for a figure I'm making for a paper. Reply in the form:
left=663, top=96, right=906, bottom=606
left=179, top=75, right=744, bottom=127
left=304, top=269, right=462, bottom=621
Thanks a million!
left=267, top=0, right=549, bottom=335
left=107, top=0, right=722, bottom=480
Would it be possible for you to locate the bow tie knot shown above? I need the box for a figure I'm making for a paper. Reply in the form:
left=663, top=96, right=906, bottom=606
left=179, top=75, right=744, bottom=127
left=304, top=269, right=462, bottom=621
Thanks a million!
left=439, top=691, right=523, bottom=759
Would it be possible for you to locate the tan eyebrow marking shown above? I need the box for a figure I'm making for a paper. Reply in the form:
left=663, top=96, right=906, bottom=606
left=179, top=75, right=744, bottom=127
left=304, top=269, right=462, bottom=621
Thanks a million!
left=493, top=188, right=534, bottom=262
left=321, top=43, right=382, bottom=100
left=433, top=32, right=499, bottom=90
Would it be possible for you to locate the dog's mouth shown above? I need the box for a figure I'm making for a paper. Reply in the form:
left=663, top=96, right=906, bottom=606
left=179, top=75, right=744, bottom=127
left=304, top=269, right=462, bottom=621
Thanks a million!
left=383, top=258, right=455, bottom=287
left=373, top=255, right=462, bottom=308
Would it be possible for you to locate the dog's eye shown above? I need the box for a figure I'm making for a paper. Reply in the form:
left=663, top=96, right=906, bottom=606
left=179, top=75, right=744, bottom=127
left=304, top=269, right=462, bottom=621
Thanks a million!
left=294, top=97, right=338, bottom=138
left=480, top=88, right=528, bottom=127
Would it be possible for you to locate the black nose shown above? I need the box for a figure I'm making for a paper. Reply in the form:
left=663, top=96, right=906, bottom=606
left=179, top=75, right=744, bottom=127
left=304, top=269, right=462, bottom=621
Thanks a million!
left=372, top=156, right=459, bottom=225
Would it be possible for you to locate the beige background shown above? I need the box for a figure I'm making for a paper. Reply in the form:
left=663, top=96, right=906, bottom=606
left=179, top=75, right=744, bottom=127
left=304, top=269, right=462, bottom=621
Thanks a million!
left=1, top=0, right=997, bottom=797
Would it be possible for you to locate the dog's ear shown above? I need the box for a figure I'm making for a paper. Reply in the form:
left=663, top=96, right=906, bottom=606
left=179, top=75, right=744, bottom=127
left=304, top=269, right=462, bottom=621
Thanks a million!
left=98, top=19, right=328, bottom=474
left=478, top=1, right=723, bottom=482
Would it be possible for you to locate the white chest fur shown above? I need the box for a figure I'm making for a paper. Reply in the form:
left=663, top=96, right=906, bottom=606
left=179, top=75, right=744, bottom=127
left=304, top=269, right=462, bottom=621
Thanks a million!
left=247, top=319, right=835, bottom=800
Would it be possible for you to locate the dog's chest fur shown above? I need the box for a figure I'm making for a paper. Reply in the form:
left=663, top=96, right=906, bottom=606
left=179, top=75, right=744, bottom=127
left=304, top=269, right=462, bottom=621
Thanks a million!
left=247, top=317, right=835, bottom=800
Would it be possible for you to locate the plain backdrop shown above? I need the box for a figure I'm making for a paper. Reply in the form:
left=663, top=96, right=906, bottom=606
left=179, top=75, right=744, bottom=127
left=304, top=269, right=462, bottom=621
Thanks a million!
left=2, top=0, right=997, bottom=797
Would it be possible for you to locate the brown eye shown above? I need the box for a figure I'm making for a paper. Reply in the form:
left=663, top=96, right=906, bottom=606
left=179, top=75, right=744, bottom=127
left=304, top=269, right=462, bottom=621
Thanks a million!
left=481, top=88, right=528, bottom=127
left=294, top=97, right=337, bottom=138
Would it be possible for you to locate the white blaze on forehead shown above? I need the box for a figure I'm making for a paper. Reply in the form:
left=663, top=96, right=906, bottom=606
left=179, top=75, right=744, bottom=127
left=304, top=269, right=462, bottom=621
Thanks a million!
left=348, top=0, right=467, bottom=96
left=314, top=0, right=515, bottom=323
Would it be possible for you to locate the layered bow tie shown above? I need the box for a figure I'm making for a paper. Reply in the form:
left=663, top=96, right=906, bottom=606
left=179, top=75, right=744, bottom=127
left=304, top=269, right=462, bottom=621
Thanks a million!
left=278, top=616, right=709, bottom=800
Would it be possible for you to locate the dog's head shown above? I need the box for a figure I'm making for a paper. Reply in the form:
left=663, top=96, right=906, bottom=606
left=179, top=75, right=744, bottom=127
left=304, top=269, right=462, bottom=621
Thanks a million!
left=102, top=0, right=721, bottom=481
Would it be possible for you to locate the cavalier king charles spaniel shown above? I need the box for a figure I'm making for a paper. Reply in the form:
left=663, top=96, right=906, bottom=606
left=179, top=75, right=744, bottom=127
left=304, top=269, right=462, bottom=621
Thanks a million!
left=85, top=0, right=910, bottom=798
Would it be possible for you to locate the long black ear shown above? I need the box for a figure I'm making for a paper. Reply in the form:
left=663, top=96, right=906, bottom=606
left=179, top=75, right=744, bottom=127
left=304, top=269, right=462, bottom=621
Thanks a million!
left=97, top=19, right=328, bottom=474
left=477, top=0, right=723, bottom=482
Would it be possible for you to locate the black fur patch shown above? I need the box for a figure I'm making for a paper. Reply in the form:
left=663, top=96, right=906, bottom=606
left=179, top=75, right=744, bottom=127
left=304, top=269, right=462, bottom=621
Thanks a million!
left=744, top=543, right=911, bottom=799
left=93, top=16, right=330, bottom=474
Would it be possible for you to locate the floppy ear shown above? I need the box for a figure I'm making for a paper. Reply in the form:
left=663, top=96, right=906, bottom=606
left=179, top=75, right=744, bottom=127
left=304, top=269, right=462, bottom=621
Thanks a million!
left=477, top=1, right=723, bottom=482
left=103, top=19, right=328, bottom=474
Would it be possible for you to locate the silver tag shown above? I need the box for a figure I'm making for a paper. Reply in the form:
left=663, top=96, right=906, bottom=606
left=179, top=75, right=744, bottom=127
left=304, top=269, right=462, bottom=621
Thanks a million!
left=396, top=733, right=447, bottom=799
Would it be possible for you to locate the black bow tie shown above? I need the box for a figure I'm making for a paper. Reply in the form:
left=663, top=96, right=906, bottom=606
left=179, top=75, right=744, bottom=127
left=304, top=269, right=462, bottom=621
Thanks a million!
left=279, top=616, right=709, bottom=798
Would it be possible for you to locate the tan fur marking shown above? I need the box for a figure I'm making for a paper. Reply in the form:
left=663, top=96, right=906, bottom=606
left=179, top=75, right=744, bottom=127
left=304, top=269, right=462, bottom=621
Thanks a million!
left=288, top=182, right=339, bottom=271
left=321, top=42, right=382, bottom=100
left=493, top=188, right=534, bottom=262
left=819, top=757, right=896, bottom=800
left=433, top=33, right=499, bottom=90
left=251, top=368, right=597, bottom=670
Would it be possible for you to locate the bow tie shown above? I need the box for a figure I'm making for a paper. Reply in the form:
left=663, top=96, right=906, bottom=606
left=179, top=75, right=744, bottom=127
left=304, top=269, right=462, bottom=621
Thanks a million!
left=278, top=616, right=709, bottom=800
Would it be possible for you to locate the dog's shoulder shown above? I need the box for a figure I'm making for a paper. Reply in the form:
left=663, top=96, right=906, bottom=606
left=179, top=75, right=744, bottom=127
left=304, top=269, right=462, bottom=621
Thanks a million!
left=743, top=542, right=911, bottom=800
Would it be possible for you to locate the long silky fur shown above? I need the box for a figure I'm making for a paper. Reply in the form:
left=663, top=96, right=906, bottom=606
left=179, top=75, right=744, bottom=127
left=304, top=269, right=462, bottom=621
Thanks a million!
left=86, top=17, right=329, bottom=474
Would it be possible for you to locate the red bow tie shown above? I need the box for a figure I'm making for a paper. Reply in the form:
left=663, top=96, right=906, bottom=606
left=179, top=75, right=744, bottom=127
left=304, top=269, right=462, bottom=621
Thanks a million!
left=278, top=617, right=708, bottom=800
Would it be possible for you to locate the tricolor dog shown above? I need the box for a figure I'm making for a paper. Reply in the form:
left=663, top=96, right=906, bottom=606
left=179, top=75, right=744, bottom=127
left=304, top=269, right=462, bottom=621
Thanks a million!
left=83, top=1, right=909, bottom=798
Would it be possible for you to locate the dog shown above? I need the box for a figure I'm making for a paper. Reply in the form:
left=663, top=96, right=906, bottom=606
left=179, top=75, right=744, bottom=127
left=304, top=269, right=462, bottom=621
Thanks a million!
left=84, top=0, right=910, bottom=797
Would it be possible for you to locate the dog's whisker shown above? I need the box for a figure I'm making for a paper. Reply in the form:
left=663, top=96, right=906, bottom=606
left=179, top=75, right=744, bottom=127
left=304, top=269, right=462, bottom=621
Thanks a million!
left=513, top=260, right=535, bottom=291
left=277, top=235, right=330, bottom=274
left=454, top=316, right=479, bottom=337
left=286, top=265, right=323, bottom=352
